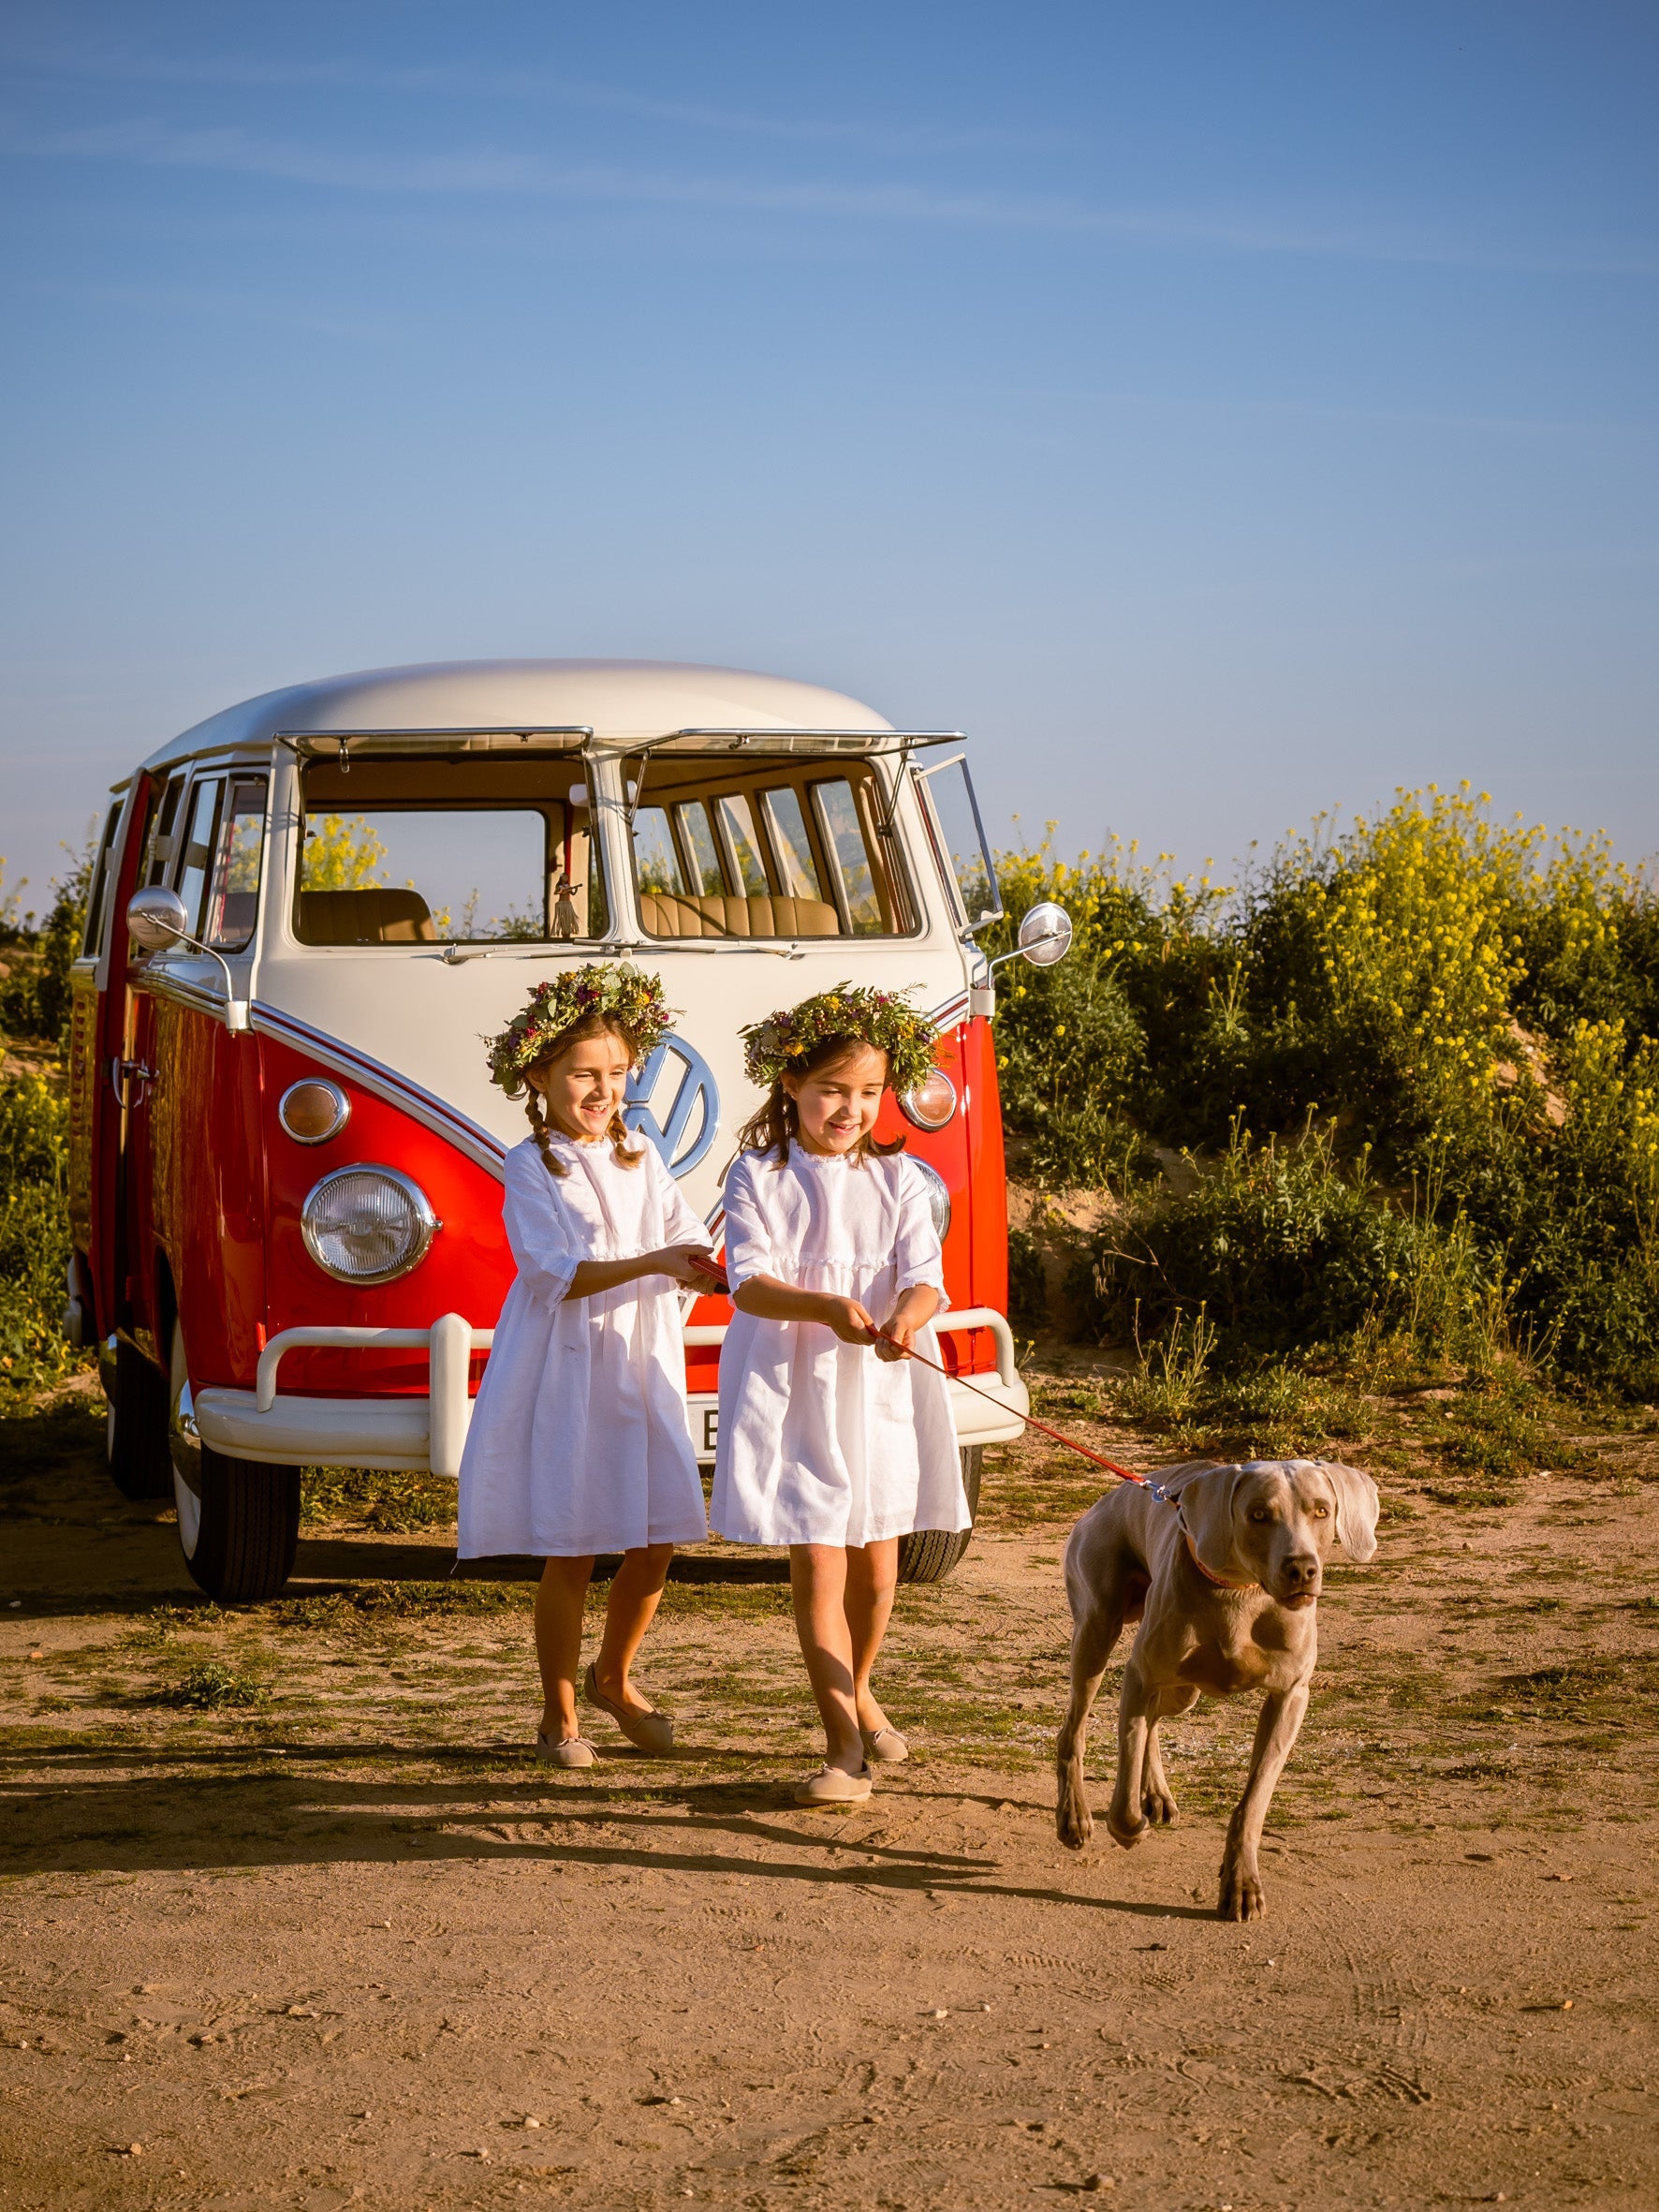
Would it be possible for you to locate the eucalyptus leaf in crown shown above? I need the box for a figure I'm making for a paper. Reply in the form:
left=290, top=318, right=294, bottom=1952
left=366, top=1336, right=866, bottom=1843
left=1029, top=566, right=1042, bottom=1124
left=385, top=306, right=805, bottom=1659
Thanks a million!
left=485, top=964, right=676, bottom=1096
left=740, top=983, right=938, bottom=1096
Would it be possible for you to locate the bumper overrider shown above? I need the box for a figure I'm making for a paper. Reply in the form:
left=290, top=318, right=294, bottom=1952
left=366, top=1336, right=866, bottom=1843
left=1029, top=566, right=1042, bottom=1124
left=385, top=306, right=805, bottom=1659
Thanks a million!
left=192, top=1307, right=1029, bottom=1477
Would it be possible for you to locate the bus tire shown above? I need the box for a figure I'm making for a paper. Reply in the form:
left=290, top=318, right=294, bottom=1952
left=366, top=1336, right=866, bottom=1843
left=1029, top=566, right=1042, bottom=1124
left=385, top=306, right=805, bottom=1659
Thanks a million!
left=105, top=1339, right=173, bottom=1500
left=896, top=1446, right=983, bottom=1585
left=169, top=1321, right=300, bottom=1602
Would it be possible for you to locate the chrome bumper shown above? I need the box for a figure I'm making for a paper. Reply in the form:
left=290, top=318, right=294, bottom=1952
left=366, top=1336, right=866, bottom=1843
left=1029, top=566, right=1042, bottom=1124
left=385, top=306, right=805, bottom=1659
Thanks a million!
left=191, top=1307, right=1028, bottom=1474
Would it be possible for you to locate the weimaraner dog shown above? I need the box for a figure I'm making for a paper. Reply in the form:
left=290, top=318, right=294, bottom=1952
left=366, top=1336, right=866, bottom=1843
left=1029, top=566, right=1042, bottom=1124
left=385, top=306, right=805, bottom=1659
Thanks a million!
left=1055, top=1456, right=1380, bottom=1919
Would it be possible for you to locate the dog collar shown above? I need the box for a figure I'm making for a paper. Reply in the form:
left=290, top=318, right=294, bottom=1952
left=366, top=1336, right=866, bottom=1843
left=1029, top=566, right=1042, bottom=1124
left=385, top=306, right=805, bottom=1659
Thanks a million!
left=1180, top=1525, right=1260, bottom=1592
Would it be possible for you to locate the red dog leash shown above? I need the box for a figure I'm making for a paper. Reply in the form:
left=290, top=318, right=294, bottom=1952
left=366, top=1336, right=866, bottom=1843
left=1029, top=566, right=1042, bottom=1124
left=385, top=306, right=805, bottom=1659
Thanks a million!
left=871, top=1325, right=1152, bottom=1489
left=686, top=1254, right=1152, bottom=1494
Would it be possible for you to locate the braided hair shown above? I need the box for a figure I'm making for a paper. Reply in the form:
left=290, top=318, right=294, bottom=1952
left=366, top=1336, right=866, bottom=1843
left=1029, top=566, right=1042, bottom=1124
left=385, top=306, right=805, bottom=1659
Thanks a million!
left=522, top=1011, right=645, bottom=1179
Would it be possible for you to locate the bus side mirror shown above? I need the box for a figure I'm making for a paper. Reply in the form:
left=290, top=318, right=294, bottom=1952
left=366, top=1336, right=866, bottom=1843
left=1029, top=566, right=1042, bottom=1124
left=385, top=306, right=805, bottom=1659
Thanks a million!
left=1016, top=900, right=1073, bottom=967
left=126, top=886, right=190, bottom=951
left=125, top=887, right=250, bottom=1035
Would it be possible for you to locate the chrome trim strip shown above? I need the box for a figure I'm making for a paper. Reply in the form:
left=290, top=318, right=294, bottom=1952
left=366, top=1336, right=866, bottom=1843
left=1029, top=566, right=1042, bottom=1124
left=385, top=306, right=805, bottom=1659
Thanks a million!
left=250, top=1003, right=508, bottom=1180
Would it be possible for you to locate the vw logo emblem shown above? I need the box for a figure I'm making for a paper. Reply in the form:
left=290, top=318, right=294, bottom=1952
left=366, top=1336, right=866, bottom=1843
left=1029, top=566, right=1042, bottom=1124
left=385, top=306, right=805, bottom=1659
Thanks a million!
left=624, top=1032, right=719, bottom=1178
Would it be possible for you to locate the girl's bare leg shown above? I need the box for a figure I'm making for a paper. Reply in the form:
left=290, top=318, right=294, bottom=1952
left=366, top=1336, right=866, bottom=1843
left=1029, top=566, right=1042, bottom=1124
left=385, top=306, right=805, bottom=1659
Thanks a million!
left=536, top=1555, right=595, bottom=1739
left=594, top=1543, right=675, bottom=1715
left=789, top=1544, right=867, bottom=1775
left=844, top=1538, right=900, bottom=1738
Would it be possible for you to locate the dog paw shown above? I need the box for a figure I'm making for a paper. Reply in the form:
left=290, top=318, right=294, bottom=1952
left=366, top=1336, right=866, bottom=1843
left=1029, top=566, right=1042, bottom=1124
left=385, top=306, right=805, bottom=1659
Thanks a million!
left=1055, top=1777, right=1094, bottom=1851
left=1217, top=1858, right=1266, bottom=1922
left=1142, top=1785, right=1178, bottom=1826
left=1107, top=1808, right=1150, bottom=1850
left=1055, top=1803, right=1094, bottom=1852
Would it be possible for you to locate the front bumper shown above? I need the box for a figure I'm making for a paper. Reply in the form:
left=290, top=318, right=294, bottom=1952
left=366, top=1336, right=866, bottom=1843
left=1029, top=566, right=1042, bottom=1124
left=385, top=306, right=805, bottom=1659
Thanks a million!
left=191, top=1308, right=1029, bottom=1473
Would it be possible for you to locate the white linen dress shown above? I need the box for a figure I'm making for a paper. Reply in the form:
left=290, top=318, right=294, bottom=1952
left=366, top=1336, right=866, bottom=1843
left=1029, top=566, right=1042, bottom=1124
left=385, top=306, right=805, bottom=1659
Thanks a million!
left=711, top=1145, right=966, bottom=1547
left=458, top=1133, right=712, bottom=1558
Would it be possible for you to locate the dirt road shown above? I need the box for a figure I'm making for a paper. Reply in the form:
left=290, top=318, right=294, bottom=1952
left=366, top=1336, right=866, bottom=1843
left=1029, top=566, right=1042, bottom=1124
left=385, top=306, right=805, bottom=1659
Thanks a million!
left=3, top=1377, right=1657, bottom=2209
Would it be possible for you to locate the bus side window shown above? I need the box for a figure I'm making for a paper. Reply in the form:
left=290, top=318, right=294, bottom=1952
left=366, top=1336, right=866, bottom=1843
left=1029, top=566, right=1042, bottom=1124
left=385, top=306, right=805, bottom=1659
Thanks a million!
left=201, top=778, right=268, bottom=949
left=632, top=806, right=691, bottom=897
left=175, top=777, right=227, bottom=940
left=81, top=801, right=123, bottom=959
left=674, top=802, right=726, bottom=895
left=141, top=773, right=188, bottom=888
left=715, top=794, right=770, bottom=897
left=812, top=777, right=885, bottom=934
left=761, top=788, right=828, bottom=904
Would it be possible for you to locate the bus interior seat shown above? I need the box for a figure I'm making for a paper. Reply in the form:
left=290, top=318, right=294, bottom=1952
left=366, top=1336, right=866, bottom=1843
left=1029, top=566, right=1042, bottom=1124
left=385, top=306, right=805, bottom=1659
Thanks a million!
left=638, top=892, right=841, bottom=939
left=296, top=889, right=437, bottom=944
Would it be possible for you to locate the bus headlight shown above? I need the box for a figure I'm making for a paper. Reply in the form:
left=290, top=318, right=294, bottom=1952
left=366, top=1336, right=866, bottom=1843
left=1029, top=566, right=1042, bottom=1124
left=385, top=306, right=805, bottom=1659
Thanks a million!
left=301, top=1165, right=440, bottom=1284
left=899, top=1068, right=958, bottom=1130
left=910, top=1158, right=951, bottom=1242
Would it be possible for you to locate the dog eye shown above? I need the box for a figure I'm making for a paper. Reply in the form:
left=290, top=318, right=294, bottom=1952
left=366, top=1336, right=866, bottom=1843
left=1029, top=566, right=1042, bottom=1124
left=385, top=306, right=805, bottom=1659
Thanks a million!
left=1248, top=1508, right=1270, bottom=1523
left=1311, top=1503, right=1329, bottom=1517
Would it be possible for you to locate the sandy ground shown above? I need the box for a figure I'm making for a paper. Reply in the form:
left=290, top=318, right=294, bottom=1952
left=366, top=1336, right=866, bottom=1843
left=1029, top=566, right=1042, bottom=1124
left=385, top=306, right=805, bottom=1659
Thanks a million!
left=2, top=1369, right=1657, bottom=2210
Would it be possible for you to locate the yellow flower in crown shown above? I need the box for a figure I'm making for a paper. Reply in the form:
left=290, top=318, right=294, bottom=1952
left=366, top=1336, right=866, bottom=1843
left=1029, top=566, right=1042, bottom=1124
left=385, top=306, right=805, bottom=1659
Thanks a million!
left=483, top=963, right=676, bottom=1097
left=739, top=982, right=937, bottom=1094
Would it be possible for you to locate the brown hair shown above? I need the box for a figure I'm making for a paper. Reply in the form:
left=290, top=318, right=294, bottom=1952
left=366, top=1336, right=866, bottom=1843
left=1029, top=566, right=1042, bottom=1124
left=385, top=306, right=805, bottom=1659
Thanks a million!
left=735, top=1033, right=908, bottom=1168
left=524, top=1012, right=645, bottom=1179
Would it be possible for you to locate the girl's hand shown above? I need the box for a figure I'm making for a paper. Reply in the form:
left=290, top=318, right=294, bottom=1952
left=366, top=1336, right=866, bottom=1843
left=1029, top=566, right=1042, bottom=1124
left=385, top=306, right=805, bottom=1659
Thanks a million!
left=817, top=1295, right=878, bottom=1346
left=654, top=1243, right=718, bottom=1287
left=873, top=1312, right=915, bottom=1363
left=874, top=1288, right=939, bottom=1361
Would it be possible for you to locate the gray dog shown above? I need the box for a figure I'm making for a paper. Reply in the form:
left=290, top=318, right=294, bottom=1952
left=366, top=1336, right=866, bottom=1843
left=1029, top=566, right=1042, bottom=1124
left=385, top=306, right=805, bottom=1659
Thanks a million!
left=1054, top=1456, right=1380, bottom=1919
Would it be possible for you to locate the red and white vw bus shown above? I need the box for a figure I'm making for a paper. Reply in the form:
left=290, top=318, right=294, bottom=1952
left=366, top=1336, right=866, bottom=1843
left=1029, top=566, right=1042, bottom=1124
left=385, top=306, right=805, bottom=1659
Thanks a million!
left=66, top=662, right=1069, bottom=1600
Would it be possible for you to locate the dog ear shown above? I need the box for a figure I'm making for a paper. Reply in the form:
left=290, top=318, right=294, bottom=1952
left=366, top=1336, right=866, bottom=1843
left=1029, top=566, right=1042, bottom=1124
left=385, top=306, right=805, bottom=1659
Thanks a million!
left=1175, top=1464, right=1243, bottom=1580
left=1316, top=1460, right=1380, bottom=1562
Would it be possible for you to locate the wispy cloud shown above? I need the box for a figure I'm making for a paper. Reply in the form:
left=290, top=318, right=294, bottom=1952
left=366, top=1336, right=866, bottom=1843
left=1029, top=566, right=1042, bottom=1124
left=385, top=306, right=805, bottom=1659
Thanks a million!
left=6, top=111, right=1656, bottom=276
left=0, top=37, right=1057, bottom=155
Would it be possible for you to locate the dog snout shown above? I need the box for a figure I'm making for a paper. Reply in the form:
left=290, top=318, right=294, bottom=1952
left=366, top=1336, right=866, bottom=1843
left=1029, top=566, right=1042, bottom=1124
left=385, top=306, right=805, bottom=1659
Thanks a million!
left=1277, top=1551, right=1322, bottom=1602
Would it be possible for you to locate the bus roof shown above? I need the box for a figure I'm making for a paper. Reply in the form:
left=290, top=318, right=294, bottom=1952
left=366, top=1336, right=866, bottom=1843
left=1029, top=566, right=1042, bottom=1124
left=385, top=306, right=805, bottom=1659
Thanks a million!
left=138, top=659, right=898, bottom=774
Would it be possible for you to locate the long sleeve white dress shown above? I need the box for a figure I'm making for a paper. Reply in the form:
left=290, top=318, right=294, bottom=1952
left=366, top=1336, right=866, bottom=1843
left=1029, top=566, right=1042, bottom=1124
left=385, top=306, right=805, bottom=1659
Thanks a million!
left=711, top=1145, right=966, bottom=1548
left=457, top=1133, right=712, bottom=1558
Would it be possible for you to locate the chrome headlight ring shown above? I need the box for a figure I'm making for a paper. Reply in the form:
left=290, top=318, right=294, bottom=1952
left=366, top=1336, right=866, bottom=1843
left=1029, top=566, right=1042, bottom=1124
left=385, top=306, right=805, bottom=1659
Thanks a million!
left=301, top=1163, right=441, bottom=1285
left=909, top=1158, right=952, bottom=1243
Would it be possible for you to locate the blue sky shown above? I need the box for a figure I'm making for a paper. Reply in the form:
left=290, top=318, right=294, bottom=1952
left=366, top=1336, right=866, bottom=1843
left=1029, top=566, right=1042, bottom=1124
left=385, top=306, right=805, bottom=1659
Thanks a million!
left=2, top=1, right=1655, bottom=911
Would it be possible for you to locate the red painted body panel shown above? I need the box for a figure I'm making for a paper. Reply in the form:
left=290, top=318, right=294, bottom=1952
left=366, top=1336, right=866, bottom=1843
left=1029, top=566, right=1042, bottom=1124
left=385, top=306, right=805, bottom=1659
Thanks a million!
left=146, top=995, right=268, bottom=1388
left=84, top=989, right=1010, bottom=1406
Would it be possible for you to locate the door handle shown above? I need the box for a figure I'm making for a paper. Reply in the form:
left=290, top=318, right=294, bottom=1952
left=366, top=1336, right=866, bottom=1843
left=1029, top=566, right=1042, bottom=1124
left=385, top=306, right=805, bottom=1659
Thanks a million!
left=109, top=1055, right=154, bottom=1105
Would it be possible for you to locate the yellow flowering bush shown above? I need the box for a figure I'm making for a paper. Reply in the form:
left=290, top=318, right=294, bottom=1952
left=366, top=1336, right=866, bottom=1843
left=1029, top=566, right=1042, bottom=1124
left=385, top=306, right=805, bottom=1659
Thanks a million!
left=987, top=789, right=1659, bottom=1386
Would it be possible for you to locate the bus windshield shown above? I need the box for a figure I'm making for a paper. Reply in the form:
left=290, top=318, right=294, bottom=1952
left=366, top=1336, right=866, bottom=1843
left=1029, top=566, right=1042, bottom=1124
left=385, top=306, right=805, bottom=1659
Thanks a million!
left=293, top=755, right=608, bottom=945
left=628, top=755, right=915, bottom=939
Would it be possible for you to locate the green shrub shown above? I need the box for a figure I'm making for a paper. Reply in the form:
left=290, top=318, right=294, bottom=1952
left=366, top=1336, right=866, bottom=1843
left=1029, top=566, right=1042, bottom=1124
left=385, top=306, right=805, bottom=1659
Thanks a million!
left=0, top=1077, right=81, bottom=1392
left=1079, top=1117, right=1438, bottom=1357
left=0, top=840, right=92, bottom=1048
left=991, top=788, right=1659, bottom=1389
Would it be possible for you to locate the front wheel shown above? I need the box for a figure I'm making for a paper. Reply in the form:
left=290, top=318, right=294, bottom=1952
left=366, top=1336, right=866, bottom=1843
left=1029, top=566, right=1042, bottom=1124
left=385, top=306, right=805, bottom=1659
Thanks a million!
left=897, top=1446, right=983, bottom=1585
left=169, top=1321, right=301, bottom=1602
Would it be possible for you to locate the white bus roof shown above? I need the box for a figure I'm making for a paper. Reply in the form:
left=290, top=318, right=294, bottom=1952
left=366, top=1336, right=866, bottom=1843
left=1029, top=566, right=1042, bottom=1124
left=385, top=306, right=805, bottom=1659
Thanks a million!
left=139, top=659, right=899, bottom=774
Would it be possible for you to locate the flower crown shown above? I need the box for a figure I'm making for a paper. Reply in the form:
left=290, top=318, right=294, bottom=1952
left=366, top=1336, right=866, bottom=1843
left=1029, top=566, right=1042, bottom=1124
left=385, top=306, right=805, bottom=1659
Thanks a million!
left=740, top=983, right=938, bottom=1096
left=485, top=964, right=675, bottom=1097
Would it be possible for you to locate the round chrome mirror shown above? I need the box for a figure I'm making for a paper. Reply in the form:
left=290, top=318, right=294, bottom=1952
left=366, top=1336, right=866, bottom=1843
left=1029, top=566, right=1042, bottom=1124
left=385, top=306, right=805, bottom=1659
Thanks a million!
left=1017, top=900, right=1073, bottom=968
left=126, top=886, right=189, bottom=951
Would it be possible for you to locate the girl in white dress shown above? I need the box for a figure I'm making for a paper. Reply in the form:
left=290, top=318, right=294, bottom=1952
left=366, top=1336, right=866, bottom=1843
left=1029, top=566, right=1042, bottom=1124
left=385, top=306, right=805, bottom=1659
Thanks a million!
left=460, top=966, right=713, bottom=1767
left=712, top=986, right=966, bottom=1805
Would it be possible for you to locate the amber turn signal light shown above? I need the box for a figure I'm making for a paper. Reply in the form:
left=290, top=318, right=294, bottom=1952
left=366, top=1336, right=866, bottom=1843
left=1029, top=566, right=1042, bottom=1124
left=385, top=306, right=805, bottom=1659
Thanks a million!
left=279, top=1078, right=351, bottom=1145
